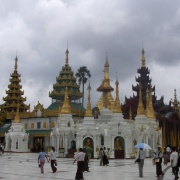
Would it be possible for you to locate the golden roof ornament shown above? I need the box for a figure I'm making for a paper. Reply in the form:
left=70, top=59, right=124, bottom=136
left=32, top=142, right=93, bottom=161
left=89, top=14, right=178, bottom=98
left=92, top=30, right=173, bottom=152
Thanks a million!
left=14, top=103, right=21, bottom=123
left=14, top=56, right=18, bottom=71
left=97, top=52, right=114, bottom=108
left=61, top=87, right=71, bottom=114
left=145, top=87, right=149, bottom=115
left=113, top=75, right=122, bottom=113
left=85, top=81, right=93, bottom=117
left=137, top=83, right=145, bottom=115
left=146, top=86, right=155, bottom=119
left=65, top=48, right=69, bottom=65
left=141, top=48, right=146, bottom=67
left=172, top=89, right=179, bottom=111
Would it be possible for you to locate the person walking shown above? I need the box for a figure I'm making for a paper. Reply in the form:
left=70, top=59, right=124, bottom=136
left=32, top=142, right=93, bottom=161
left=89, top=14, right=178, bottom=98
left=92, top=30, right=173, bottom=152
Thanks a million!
left=166, top=145, right=171, bottom=162
left=98, top=147, right=103, bottom=166
left=86, top=145, right=92, bottom=163
left=82, top=149, right=90, bottom=172
left=74, top=148, right=85, bottom=180
left=154, top=145, right=164, bottom=177
left=38, top=148, right=49, bottom=174
left=135, top=148, right=145, bottom=178
left=49, top=146, right=57, bottom=173
left=170, top=146, right=179, bottom=180
left=103, top=147, right=109, bottom=166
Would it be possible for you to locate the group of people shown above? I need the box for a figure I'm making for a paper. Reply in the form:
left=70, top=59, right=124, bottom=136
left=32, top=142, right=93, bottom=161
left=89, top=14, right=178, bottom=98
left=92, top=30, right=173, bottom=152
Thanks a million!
left=73, top=146, right=110, bottom=180
left=37, top=146, right=57, bottom=174
left=98, top=147, right=109, bottom=166
left=135, top=145, right=180, bottom=179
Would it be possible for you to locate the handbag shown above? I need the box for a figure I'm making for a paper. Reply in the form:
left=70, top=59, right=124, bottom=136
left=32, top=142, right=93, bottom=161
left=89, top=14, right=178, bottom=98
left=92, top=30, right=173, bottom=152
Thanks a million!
left=152, top=158, right=156, bottom=165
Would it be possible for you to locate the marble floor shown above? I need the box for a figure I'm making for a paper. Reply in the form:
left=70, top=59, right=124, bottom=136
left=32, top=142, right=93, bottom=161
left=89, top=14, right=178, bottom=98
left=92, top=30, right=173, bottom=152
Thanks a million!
left=0, top=153, right=178, bottom=180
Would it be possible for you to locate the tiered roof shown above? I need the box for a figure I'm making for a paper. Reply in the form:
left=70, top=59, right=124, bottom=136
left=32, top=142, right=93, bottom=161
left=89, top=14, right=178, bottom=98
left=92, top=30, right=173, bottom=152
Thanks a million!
left=49, top=49, right=83, bottom=101
left=0, top=56, right=30, bottom=119
left=48, top=49, right=85, bottom=117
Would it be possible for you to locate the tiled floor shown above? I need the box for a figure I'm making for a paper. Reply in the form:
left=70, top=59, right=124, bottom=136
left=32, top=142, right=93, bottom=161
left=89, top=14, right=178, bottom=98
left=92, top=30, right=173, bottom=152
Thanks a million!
left=0, top=153, right=178, bottom=180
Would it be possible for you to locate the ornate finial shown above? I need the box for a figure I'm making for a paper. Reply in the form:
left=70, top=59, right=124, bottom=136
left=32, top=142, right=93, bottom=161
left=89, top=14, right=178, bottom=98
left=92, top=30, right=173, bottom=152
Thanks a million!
left=14, top=103, right=21, bottom=123
left=105, top=51, right=109, bottom=67
left=113, top=75, right=122, bottom=113
left=146, top=86, right=155, bottom=119
left=61, top=87, right=71, bottom=114
left=174, top=89, right=177, bottom=100
left=145, top=87, right=149, bottom=115
left=141, top=48, right=145, bottom=67
left=85, top=81, right=93, bottom=117
left=14, top=55, right=18, bottom=71
left=172, top=89, right=179, bottom=110
left=65, top=47, right=69, bottom=65
left=137, top=83, right=145, bottom=115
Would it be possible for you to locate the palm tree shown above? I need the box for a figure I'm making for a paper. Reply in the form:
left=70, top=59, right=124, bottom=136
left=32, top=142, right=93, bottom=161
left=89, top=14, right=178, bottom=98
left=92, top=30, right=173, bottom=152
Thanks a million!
left=76, top=66, right=91, bottom=106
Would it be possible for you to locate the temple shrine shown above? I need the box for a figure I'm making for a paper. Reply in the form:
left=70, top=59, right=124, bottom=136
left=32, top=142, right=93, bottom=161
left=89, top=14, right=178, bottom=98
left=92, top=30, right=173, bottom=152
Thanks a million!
left=0, top=47, right=179, bottom=158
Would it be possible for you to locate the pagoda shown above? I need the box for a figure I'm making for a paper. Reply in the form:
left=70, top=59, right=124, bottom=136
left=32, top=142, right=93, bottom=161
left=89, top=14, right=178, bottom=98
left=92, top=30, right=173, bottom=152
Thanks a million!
left=0, top=56, right=30, bottom=120
left=122, top=48, right=159, bottom=119
left=96, top=53, right=114, bottom=110
left=48, top=48, right=85, bottom=117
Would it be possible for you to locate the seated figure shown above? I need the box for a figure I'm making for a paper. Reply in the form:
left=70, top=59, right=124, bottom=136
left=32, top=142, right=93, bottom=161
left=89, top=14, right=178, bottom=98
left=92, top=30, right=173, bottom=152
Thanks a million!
left=114, top=138, right=123, bottom=150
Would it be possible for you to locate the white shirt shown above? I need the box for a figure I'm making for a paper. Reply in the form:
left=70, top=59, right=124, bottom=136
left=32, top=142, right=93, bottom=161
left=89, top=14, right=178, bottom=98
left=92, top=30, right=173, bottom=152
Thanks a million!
left=170, top=151, right=178, bottom=167
left=166, top=147, right=171, bottom=153
left=49, top=150, right=57, bottom=160
left=136, top=150, right=145, bottom=159
left=75, top=152, right=85, bottom=161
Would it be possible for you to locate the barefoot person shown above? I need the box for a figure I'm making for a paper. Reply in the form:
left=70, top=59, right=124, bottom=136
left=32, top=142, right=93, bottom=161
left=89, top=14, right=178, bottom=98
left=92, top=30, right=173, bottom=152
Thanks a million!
left=49, top=146, right=57, bottom=173
left=74, top=148, right=85, bottom=180
left=38, top=148, right=49, bottom=174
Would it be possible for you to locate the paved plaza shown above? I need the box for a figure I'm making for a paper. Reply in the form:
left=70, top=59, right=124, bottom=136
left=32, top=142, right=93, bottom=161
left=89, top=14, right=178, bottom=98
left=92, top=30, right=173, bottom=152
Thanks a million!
left=0, top=153, right=178, bottom=180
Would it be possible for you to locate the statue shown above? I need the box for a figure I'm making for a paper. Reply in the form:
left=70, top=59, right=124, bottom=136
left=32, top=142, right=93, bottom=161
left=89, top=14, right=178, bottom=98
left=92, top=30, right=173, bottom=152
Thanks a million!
left=85, top=139, right=92, bottom=147
left=114, top=137, right=123, bottom=150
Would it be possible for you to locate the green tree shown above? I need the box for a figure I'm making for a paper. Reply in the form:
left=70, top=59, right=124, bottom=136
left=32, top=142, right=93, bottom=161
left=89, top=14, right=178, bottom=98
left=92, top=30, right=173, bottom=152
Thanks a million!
left=75, top=66, right=91, bottom=106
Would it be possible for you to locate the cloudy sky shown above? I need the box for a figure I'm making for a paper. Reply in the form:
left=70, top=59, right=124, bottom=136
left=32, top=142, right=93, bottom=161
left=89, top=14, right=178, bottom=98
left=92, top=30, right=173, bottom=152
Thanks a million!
left=0, top=0, right=180, bottom=110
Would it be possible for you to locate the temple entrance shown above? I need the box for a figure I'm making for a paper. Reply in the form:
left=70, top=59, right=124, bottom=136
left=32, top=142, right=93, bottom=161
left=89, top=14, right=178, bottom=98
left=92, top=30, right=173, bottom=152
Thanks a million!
left=114, top=136, right=125, bottom=159
left=31, top=137, right=45, bottom=152
left=83, top=137, right=94, bottom=158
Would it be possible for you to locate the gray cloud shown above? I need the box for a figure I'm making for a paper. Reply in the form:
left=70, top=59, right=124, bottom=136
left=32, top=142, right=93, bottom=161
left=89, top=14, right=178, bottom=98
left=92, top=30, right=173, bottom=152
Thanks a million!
left=0, top=0, right=180, bottom=110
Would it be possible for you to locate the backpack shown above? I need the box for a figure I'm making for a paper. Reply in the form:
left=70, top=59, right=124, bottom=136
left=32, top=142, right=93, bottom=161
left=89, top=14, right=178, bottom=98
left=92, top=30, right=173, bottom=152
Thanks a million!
left=177, top=156, right=180, bottom=167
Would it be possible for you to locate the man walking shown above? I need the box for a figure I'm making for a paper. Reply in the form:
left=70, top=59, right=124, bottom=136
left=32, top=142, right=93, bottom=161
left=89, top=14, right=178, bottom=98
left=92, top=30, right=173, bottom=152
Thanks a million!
left=74, top=148, right=85, bottom=180
left=135, top=148, right=145, bottom=178
left=170, top=146, right=179, bottom=180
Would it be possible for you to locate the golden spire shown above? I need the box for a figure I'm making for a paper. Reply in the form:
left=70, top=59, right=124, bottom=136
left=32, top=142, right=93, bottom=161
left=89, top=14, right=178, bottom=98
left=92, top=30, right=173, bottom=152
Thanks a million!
left=97, top=52, right=114, bottom=108
left=137, top=83, right=145, bottom=115
left=85, top=81, right=93, bottom=117
left=145, top=87, right=149, bottom=115
left=113, top=74, right=122, bottom=113
left=104, top=51, right=110, bottom=81
left=141, top=48, right=145, bottom=67
left=14, top=56, right=18, bottom=71
left=146, top=87, right=155, bottom=119
left=14, top=103, right=21, bottom=123
left=172, top=89, right=179, bottom=111
left=61, top=87, right=71, bottom=114
left=65, top=48, right=69, bottom=65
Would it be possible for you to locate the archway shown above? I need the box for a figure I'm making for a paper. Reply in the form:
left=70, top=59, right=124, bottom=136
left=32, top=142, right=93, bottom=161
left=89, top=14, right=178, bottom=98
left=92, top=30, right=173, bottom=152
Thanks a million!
left=114, top=136, right=125, bottom=159
left=83, top=137, right=94, bottom=158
